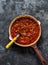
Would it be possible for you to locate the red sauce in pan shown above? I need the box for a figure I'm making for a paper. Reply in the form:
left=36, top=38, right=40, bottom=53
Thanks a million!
left=10, top=17, right=40, bottom=45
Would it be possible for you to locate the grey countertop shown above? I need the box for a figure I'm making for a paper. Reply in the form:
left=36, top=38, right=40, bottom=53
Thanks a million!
left=0, top=0, right=48, bottom=65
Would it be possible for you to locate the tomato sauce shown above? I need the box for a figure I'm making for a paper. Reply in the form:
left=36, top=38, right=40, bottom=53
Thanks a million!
left=10, top=17, right=40, bottom=45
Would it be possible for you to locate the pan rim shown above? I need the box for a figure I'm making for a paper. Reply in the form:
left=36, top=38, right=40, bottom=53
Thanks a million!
left=9, top=14, right=41, bottom=47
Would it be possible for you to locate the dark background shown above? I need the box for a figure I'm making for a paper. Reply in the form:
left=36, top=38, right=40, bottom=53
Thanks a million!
left=0, top=0, right=48, bottom=65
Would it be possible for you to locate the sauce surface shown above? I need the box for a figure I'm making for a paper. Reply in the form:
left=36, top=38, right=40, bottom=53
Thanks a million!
left=10, top=17, right=40, bottom=45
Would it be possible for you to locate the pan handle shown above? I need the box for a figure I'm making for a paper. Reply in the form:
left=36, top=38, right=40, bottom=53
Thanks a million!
left=31, top=45, right=48, bottom=65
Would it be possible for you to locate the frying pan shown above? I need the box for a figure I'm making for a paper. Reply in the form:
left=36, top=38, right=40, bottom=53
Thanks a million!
left=9, top=15, right=48, bottom=65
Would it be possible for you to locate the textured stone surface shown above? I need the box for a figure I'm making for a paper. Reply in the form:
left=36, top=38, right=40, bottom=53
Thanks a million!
left=0, top=0, right=48, bottom=65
